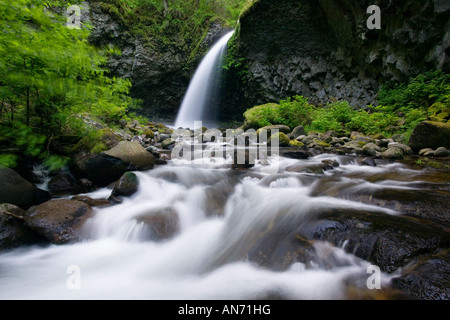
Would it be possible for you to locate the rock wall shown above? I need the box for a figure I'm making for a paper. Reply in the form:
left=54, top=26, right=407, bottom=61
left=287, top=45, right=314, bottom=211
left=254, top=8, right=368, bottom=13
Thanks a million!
left=221, top=0, right=449, bottom=119
left=84, top=1, right=229, bottom=120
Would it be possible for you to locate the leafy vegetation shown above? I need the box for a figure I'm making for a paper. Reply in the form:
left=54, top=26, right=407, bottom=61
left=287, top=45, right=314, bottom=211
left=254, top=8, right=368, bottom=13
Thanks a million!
left=243, top=71, right=449, bottom=140
left=95, top=0, right=247, bottom=65
left=0, top=0, right=135, bottom=169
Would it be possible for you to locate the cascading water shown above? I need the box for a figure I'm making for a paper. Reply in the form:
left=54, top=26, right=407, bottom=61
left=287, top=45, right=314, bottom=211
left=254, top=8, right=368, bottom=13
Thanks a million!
left=174, top=31, right=234, bottom=129
left=2, top=151, right=439, bottom=300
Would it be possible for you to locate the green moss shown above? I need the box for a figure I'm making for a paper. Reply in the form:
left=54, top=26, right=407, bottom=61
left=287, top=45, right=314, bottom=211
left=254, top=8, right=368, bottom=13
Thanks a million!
left=243, top=96, right=314, bottom=130
left=243, top=103, right=280, bottom=129
left=268, top=132, right=290, bottom=147
left=73, top=128, right=123, bottom=155
left=313, top=138, right=330, bottom=148
left=289, top=140, right=304, bottom=147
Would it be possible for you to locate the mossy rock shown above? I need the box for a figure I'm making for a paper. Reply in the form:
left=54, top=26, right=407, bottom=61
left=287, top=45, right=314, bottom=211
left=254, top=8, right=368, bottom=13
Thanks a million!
left=289, top=140, right=304, bottom=147
left=243, top=103, right=280, bottom=130
left=142, top=127, right=155, bottom=139
left=312, top=138, right=330, bottom=148
left=268, top=132, right=290, bottom=147
left=73, top=129, right=123, bottom=155
left=409, top=121, right=450, bottom=152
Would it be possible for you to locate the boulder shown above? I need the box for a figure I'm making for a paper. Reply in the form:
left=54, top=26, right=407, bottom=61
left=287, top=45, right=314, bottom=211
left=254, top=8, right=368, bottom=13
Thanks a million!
left=381, top=147, right=404, bottom=160
left=279, top=148, right=309, bottom=159
left=409, top=121, right=450, bottom=152
left=362, top=143, right=381, bottom=156
left=48, top=173, right=77, bottom=194
left=0, top=167, right=50, bottom=209
left=71, top=195, right=111, bottom=207
left=0, top=203, right=46, bottom=250
left=388, top=142, right=413, bottom=155
left=392, top=250, right=450, bottom=300
left=434, top=147, right=450, bottom=157
left=104, top=141, right=155, bottom=171
left=161, top=138, right=176, bottom=149
left=85, top=154, right=135, bottom=187
left=302, top=209, right=450, bottom=273
left=110, top=172, right=139, bottom=197
left=24, top=199, right=93, bottom=244
left=268, top=132, right=291, bottom=147
left=73, top=178, right=95, bottom=194
left=290, top=125, right=306, bottom=138
left=258, top=125, right=291, bottom=135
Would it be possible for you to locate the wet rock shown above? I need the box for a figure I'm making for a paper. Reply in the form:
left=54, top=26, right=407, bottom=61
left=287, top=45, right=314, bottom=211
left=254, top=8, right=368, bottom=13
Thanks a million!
left=136, top=207, right=180, bottom=241
left=71, top=195, right=111, bottom=207
left=268, top=132, right=291, bottom=147
left=0, top=167, right=50, bottom=210
left=104, top=141, right=155, bottom=171
left=85, top=154, right=135, bottom=187
left=361, top=157, right=377, bottom=167
left=392, top=250, right=450, bottom=300
left=286, top=164, right=324, bottom=174
left=321, top=159, right=340, bottom=171
left=24, top=200, right=93, bottom=244
left=301, top=209, right=450, bottom=273
left=48, top=173, right=77, bottom=194
left=0, top=204, right=46, bottom=250
left=73, top=178, right=95, bottom=194
left=434, top=147, right=450, bottom=157
left=409, top=121, right=450, bottom=152
left=279, top=149, right=309, bottom=160
left=111, top=172, right=139, bottom=198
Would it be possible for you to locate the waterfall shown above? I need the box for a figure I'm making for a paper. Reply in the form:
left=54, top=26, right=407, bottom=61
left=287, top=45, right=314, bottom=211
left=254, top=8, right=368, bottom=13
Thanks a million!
left=174, top=31, right=234, bottom=129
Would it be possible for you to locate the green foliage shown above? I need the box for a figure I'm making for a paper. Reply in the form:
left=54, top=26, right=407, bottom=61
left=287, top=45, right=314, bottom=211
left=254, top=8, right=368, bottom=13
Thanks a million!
left=244, top=71, right=449, bottom=140
left=43, top=154, right=70, bottom=172
left=0, top=0, right=137, bottom=168
left=97, top=0, right=247, bottom=65
left=243, top=96, right=314, bottom=129
left=378, top=71, right=450, bottom=111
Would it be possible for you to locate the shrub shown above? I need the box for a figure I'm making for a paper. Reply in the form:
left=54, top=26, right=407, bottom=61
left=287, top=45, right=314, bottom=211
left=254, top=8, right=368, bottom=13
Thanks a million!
left=243, top=96, right=314, bottom=129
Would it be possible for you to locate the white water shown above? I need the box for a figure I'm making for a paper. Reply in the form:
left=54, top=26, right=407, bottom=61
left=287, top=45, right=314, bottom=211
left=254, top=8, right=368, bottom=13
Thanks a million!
left=174, top=31, right=234, bottom=129
left=0, top=155, right=404, bottom=300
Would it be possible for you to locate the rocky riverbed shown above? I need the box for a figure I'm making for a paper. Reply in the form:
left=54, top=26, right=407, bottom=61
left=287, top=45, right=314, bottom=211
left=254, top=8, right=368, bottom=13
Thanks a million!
left=0, top=119, right=449, bottom=300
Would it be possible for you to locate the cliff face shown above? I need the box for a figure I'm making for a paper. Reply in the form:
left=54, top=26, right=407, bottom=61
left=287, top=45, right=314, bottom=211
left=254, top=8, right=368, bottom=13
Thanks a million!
left=85, top=1, right=229, bottom=120
left=222, top=0, right=449, bottom=118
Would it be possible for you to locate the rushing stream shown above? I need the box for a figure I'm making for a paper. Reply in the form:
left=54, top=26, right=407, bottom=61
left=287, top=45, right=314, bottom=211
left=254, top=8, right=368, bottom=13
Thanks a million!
left=2, top=152, right=443, bottom=300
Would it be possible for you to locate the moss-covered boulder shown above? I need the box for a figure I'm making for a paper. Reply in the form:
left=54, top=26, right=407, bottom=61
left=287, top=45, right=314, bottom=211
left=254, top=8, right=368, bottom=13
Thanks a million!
left=409, top=121, right=450, bottom=152
left=268, top=132, right=291, bottom=147
left=243, top=103, right=280, bottom=130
